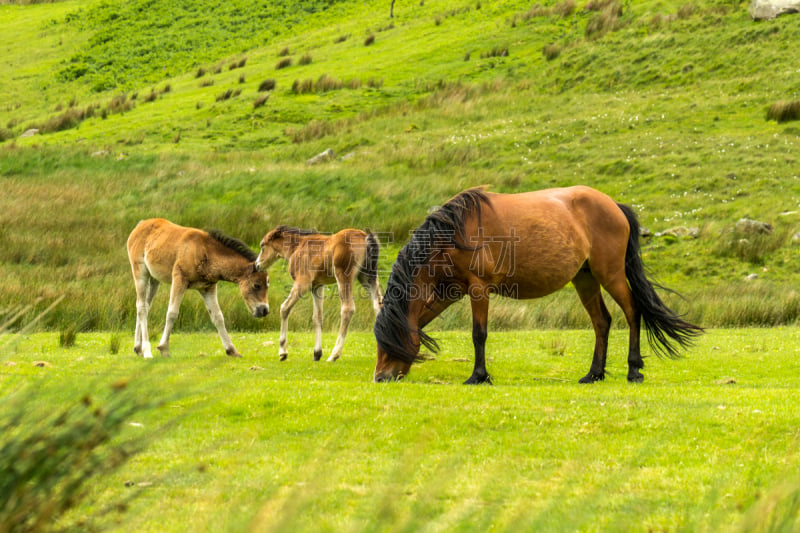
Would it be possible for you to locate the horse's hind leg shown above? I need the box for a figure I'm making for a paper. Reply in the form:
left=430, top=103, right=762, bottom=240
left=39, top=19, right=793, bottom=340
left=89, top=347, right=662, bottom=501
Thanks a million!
left=572, top=269, right=612, bottom=383
left=357, top=270, right=383, bottom=314
left=311, top=285, right=324, bottom=361
left=201, top=285, right=240, bottom=357
left=600, top=276, right=644, bottom=383
left=328, top=272, right=355, bottom=362
left=133, top=272, right=158, bottom=358
left=590, top=263, right=644, bottom=383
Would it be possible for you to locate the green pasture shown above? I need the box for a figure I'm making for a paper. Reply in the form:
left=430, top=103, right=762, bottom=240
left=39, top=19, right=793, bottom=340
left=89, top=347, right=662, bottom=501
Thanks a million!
left=2, top=328, right=800, bottom=531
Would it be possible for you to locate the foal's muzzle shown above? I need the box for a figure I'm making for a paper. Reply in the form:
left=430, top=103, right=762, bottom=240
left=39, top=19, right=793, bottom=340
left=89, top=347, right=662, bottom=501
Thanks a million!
left=253, top=304, right=270, bottom=318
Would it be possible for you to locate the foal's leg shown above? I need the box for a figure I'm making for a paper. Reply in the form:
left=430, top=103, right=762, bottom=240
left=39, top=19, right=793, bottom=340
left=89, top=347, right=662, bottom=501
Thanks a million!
left=328, top=272, right=355, bottom=362
left=311, top=285, right=324, bottom=361
left=278, top=282, right=308, bottom=361
left=200, top=285, right=240, bottom=357
left=464, top=289, right=492, bottom=385
left=357, top=271, right=383, bottom=315
left=572, top=270, right=612, bottom=383
left=133, top=272, right=158, bottom=358
left=157, top=279, right=187, bottom=357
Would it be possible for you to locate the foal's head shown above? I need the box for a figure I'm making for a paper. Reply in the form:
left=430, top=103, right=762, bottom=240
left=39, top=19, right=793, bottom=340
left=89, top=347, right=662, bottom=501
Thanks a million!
left=240, top=265, right=270, bottom=318
left=256, top=225, right=319, bottom=270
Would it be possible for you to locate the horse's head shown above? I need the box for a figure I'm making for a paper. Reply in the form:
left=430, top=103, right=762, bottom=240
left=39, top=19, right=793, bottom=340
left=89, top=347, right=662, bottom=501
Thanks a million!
left=240, top=265, right=270, bottom=318
left=374, top=345, right=412, bottom=382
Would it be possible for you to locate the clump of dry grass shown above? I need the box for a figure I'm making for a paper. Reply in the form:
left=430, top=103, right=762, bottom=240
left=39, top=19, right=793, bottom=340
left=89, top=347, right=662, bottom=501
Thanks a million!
left=767, top=100, right=800, bottom=123
left=585, top=0, right=624, bottom=39
left=543, top=43, right=562, bottom=61
left=258, top=79, right=276, bottom=92
left=276, top=57, right=292, bottom=70
left=253, top=94, right=269, bottom=109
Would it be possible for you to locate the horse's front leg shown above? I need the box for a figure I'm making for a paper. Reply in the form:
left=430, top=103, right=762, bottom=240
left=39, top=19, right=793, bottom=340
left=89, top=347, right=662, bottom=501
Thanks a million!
left=464, top=291, right=492, bottom=385
left=157, top=279, right=187, bottom=357
left=200, top=285, right=240, bottom=357
left=278, top=283, right=306, bottom=361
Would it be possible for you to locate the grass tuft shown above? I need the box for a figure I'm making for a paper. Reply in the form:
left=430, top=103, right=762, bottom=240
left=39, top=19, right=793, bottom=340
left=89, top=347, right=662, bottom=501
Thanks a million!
left=767, top=100, right=800, bottom=123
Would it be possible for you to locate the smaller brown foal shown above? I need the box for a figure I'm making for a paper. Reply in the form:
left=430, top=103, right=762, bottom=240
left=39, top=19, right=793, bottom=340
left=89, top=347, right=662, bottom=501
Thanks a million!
left=256, top=226, right=382, bottom=362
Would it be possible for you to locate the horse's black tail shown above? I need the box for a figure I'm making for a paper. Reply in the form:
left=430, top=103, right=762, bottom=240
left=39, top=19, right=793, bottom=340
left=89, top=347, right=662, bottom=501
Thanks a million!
left=617, top=203, right=704, bottom=358
left=358, top=231, right=380, bottom=286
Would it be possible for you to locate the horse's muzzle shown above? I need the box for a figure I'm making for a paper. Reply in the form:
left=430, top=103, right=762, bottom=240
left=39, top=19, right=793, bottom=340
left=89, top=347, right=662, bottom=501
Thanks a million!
left=253, top=304, right=269, bottom=318
left=374, top=373, right=404, bottom=383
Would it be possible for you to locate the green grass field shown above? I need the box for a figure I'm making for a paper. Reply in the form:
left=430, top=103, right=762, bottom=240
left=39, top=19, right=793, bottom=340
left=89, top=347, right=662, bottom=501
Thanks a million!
left=2, top=328, right=800, bottom=531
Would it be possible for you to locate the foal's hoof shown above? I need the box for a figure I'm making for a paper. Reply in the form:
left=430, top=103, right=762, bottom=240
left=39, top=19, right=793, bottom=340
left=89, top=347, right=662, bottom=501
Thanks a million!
left=279, top=353, right=288, bottom=362
left=226, top=350, right=242, bottom=358
left=579, top=372, right=604, bottom=384
left=313, top=349, right=322, bottom=362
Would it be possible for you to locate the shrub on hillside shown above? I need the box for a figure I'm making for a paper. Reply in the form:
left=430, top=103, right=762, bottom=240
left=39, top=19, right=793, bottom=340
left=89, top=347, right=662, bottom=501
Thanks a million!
left=258, top=79, right=276, bottom=92
left=767, top=100, right=800, bottom=123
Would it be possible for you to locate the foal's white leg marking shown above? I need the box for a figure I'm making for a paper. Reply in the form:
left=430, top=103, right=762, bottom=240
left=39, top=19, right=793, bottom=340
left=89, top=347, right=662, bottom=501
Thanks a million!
left=157, top=280, right=186, bottom=357
left=328, top=274, right=355, bottom=362
left=369, top=278, right=383, bottom=314
left=133, top=270, right=157, bottom=358
left=311, top=286, right=324, bottom=360
left=200, top=285, right=238, bottom=356
left=278, top=284, right=304, bottom=361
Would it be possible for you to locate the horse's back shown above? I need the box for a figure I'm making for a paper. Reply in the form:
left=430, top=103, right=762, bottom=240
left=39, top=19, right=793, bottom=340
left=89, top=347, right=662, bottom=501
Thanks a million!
left=469, top=186, right=630, bottom=297
left=127, top=218, right=207, bottom=282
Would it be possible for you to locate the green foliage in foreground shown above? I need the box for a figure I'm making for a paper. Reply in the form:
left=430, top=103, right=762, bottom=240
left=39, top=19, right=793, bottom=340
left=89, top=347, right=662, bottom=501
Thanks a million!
left=2, top=329, right=800, bottom=531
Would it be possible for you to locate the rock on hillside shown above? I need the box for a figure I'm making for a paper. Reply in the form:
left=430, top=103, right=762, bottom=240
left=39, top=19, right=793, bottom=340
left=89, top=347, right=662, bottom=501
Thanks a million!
left=749, top=0, right=800, bottom=19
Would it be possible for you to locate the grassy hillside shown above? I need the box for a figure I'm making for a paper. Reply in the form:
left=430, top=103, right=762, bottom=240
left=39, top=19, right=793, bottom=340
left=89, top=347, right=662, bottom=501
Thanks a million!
left=1, top=0, right=800, bottom=334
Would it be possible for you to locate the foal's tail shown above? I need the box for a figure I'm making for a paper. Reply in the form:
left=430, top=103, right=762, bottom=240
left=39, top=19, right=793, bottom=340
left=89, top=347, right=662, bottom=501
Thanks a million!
left=617, top=203, right=704, bottom=358
left=358, top=231, right=380, bottom=286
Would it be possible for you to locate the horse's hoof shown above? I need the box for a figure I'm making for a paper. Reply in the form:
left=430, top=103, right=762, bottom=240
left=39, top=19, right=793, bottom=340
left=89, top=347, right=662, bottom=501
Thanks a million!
left=579, top=372, right=604, bottom=384
left=227, top=351, right=242, bottom=358
left=279, top=353, right=288, bottom=361
left=313, top=349, right=322, bottom=362
left=327, top=355, right=340, bottom=362
left=627, top=372, right=644, bottom=383
left=463, top=374, right=492, bottom=385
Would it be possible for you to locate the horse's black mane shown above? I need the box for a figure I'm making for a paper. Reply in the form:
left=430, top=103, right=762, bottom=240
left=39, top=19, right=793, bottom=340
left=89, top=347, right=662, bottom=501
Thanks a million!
left=207, top=229, right=258, bottom=262
left=374, top=188, right=489, bottom=364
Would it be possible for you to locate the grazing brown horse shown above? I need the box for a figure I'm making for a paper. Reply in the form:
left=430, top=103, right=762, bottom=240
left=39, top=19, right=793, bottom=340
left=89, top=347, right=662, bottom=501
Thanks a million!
left=373, top=186, right=703, bottom=384
left=256, top=226, right=382, bottom=362
left=127, top=218, right=269, bottom=358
